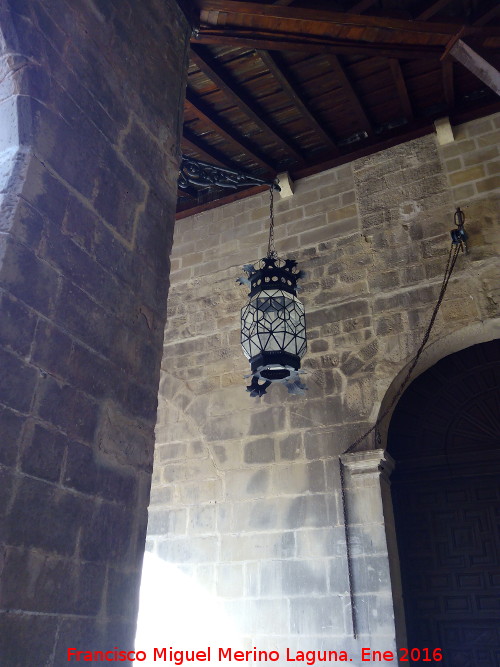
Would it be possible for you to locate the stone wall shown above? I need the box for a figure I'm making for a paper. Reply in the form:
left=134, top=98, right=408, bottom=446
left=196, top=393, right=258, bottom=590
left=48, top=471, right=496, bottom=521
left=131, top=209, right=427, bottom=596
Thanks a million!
left=145, top=113, right=500, bottom=662
left=0, top=1, right=189, bottom=663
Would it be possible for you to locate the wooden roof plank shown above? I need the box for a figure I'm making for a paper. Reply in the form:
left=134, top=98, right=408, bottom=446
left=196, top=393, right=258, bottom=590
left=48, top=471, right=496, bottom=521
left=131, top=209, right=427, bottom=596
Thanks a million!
left=389, top=59, right=414, bottom=120
left=190, top=45, right=304, bottom=163
left=257, top=50, right=340, bottom=156
left=185, top=90, right=275, bottom=173
left=326, top=54, right=373, bottom=135
left=182, top=130, right=235, bottom=168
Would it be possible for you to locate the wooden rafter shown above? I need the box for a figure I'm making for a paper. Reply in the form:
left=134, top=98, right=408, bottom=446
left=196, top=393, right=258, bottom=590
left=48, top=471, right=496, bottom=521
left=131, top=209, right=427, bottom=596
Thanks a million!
left=326, top=54, right=372, bottom=136
left=417, top=0, right=453, bottom=21
left=349, top=0, right=379, bottom=13
left=190, top=45, right=303, bottom=163
left=182, top=130, right=234, bottom=169
left=257, top=50, right=339, bottom=156
left=389, top=59, right=414, bottom=121
left=185, top=90, right=275, bottom=173
left=192, top=34, right=444, bottom=60
left=473, top=5, right=500, bottom=27
left=442, top=59, right=454, bottom=108
left=450, top=40, right=500, bottom=96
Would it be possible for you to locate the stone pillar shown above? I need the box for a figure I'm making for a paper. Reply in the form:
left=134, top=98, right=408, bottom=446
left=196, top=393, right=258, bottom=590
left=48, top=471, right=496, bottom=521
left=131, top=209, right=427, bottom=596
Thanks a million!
left=0, top=1, right=189, bottom=663
left=340, top=449, right=403, bottom=659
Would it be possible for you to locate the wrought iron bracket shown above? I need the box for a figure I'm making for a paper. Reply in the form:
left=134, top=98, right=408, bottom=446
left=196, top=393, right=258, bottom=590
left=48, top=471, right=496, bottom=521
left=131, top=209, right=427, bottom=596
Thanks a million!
left=178, top=155, right=280, bottom=193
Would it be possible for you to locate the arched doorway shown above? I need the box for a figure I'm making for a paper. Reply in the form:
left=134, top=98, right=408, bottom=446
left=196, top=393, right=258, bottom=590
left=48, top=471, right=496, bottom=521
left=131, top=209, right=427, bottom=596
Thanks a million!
left=387, top=339, right=500, bottom=665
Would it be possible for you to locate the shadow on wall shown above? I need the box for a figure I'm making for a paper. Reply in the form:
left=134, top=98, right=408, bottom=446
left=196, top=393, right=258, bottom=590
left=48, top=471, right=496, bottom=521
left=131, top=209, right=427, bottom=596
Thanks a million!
left=136, top=553, right=243, bottom=664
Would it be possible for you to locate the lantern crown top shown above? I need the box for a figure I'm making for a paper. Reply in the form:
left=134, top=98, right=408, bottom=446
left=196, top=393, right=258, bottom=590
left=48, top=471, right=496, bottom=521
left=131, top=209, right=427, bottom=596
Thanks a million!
left=241, top=256, right=304, bottom=298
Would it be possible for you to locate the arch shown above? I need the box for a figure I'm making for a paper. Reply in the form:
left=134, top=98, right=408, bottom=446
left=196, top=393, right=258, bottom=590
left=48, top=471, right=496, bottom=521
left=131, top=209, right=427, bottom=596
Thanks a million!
left=385, top=339, right=500, bottom=663
left=375, top=318, right=500, bottom=447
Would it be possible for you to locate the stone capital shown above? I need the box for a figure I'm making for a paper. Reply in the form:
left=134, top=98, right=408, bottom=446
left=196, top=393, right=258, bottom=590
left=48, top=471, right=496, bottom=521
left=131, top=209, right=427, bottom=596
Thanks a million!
left=340, top=448, right=395, bottom=481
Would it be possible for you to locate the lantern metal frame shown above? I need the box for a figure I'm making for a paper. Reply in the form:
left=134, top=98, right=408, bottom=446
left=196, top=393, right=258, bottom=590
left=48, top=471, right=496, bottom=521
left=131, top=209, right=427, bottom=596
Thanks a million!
left=238, top=184, right=307, bottom=397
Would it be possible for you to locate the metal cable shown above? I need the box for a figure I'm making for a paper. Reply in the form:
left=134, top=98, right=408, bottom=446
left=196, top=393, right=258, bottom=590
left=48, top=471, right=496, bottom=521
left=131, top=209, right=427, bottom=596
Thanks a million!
left=338, top=225, right=465, bottom=638
left=343, top=241, right=462, bottom=455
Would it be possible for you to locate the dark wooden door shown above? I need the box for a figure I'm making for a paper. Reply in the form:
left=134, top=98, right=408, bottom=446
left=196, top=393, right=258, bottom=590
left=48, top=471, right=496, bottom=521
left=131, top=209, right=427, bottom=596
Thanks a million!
left=392, top=472, right=500, bottom=666
left=388, top=340, right=500, bottom=666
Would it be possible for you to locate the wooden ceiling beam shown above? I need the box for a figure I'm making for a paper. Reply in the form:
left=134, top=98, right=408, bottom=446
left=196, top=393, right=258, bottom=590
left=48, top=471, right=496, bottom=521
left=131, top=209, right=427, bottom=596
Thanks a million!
left=326, top=54, right=372, bottom=135
left=192, top=33, right=442, bottom=60
left=417, top=0, right=453, bottom=21
left=450, top=39, right=500, bottom=96
left=348, top=0, right=379, bottom=13
left=189, top=45, right=303, bottom=164
left=193, top=1, right=495, bottom=37
left=389, top=59, right=413, bottom=121
left=185, top=90, right=275, bottom=174
left=473, top=5, right=500, bottom=28
left=257, top=50, right=340, bottom=156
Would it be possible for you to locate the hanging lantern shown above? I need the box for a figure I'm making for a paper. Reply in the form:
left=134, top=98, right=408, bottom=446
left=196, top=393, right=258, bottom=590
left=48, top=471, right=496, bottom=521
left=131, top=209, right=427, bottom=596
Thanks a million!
left=238, top=184, right=307, bottom=397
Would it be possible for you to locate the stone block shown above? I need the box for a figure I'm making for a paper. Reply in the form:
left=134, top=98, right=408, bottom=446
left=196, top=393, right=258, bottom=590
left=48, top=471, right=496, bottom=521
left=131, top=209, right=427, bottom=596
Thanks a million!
left=147, top=507, right=187, bottom=536
left=106, top=566, right=141, bottom=619
left=157, top=536, right=218, bottom=563
left=289, top=396, right=342, bottom=429
left=178, top=479, right=223, bottom=506
left=351, top=554, right=391, bottom=593
left=261, top=559, right=328, bottom=597
left=96, top=399, right=153, bottom=469
left=54, top=278, right=115, bottom=357
left=81, top=500, right=134, bottom=563
left=8, top=475, right=92, bottom=556
left=0, top=291, right=37, bottom=356
left=284, top=494, right=331, bottom=529
left=296, top=527, right=347, bottom=558
left=187, top=504, right=217, bottom=535
left=0, top=347, right=38, bottom=414
left=272, top=460, right=325, bottom=495
left=20, top=423, right=66, bottom=483
left=204, top=412, right=251, bottom=442
left=475, top=175, right=500, bottom=194
left=93, top=147, right=147, bottom=242
left=0, top=611, right=57, bottom=667
left=244, top=437, right=275, bottom=464
left=278, top=432, right=303, bottom=461
left=328, top=557, right=350, bottom=594
left=160, top=458, right=218, bottom=484
left=290, top=595, right=345, bottom=635
left=0, top=405, right=23, bottom=466
left=221, top=531, right=295, bottom=561
left=31, top=319, right=73, bottom=380
left=0, top=236, right=60, bottom=317
left=216, top=562, right=245, bottom=598
left=36, top=375, right=98, bottom=444
left=149, top=486, right=173, bottom=505
left=448, top=165, right=485, bottom=185
left=225, top=468, right=270, bottom=501
left=476, top=130, right=500, bottom=147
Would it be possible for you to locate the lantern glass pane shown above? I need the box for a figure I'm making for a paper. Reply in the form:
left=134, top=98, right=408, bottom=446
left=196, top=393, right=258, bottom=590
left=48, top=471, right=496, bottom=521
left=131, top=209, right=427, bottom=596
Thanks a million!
left=241, top=288, right=307, bottom=360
